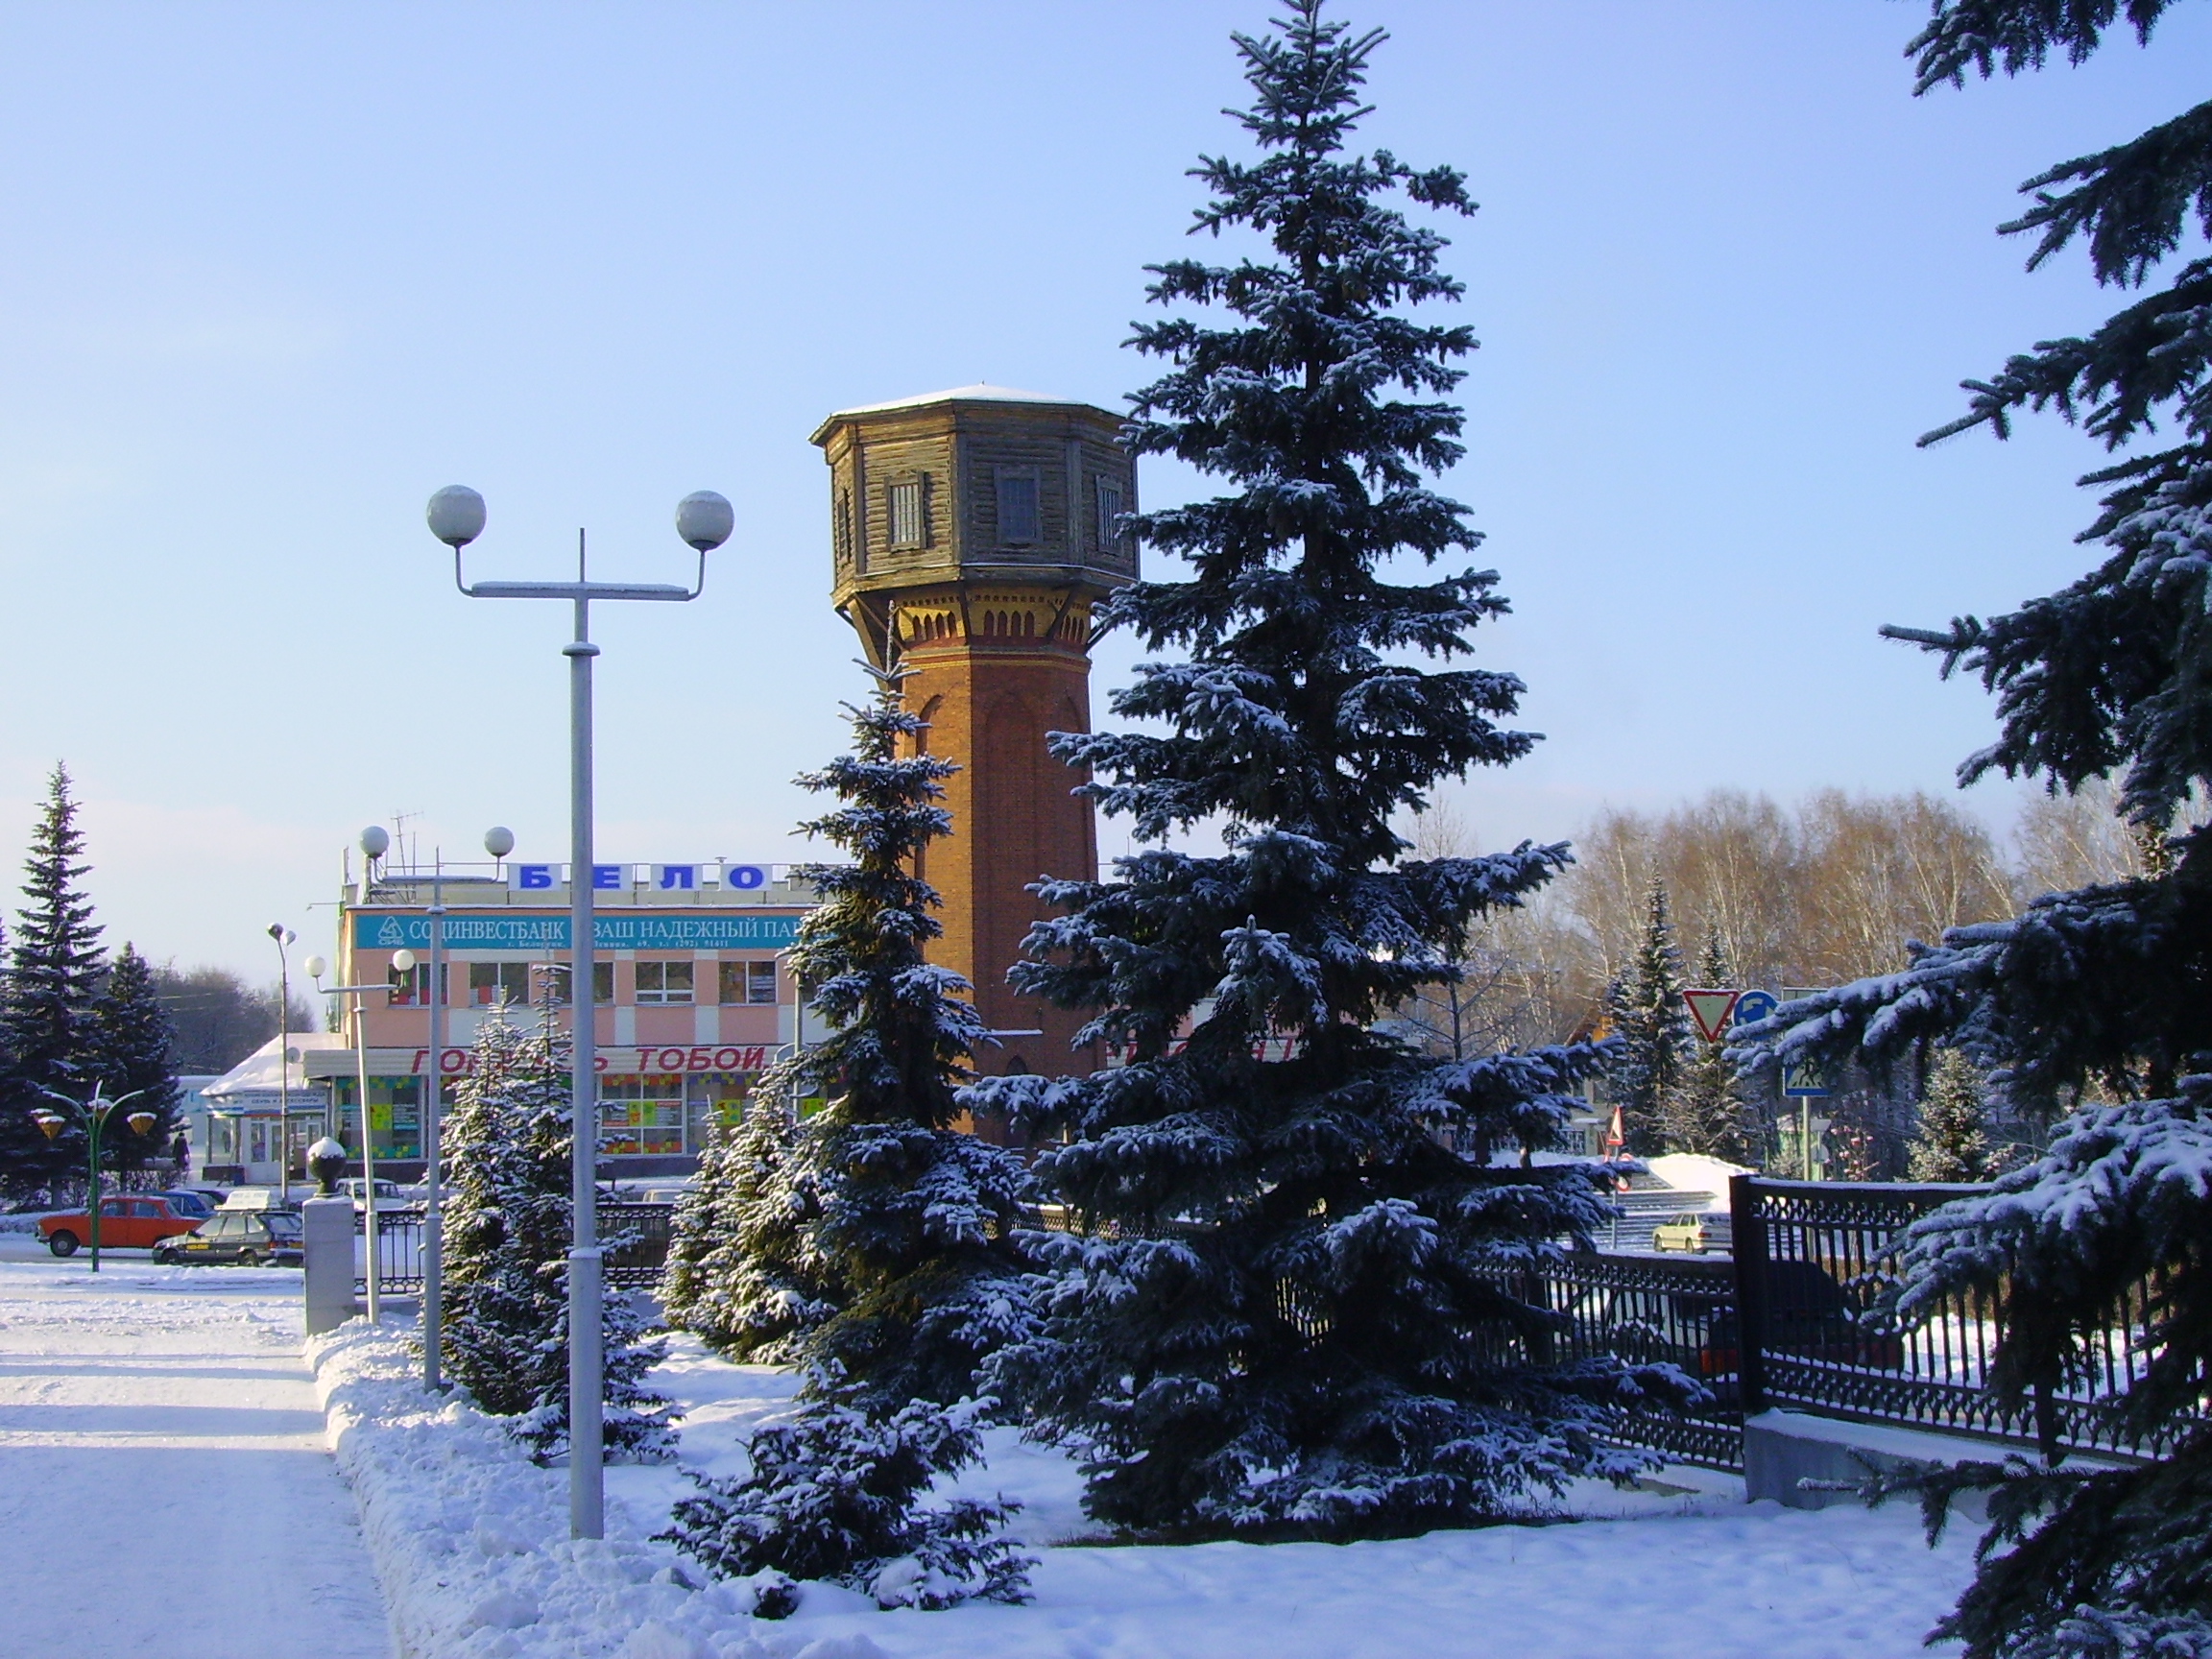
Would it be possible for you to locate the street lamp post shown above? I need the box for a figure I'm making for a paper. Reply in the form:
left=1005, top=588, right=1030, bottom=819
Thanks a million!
left=426, top=483, right=731, bottom=1541
left=33, top=1083, right=155, bottom=1272
left=268, top=924, right=297, bottom=1201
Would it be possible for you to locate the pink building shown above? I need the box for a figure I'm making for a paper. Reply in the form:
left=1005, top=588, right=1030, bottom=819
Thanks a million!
left=310, top=856, right=816, bottom=1177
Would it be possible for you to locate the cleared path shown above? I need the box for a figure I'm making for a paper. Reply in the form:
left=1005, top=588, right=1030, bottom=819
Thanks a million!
left=0, top=1240, right=394, bottom=1659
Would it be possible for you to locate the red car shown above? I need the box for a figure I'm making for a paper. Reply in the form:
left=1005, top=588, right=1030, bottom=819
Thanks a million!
left=40, top=1192, right=213, bottom=1257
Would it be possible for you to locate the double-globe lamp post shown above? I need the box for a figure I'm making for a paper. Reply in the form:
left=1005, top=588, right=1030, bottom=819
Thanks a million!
left=425, top=482, right=732, bottom=1541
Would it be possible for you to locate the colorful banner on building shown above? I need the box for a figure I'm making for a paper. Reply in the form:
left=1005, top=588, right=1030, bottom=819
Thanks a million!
left=350, top=912, right=801, bottom=951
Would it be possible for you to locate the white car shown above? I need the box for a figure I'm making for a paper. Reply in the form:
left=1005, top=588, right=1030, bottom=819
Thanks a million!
left=1651, top=1212, right=1733, bottom=1254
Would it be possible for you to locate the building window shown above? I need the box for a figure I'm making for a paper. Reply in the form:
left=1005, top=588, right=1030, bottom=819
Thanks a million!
left=997, top=469, right=1041, bottom=543
left=635, top=961, right=695, bottom=1005
left=1097, top=479, right=1128, bottom=551
left=834, top=489, right=854, bottom=565
left=468, top=962, right=532, bottom=1006
left=718, top=960, right=780, bottom=1005
left=598, top=1075, right=685, bottom=1156
left=887, top=478, right=926, bottom=548
left=387, top=962, right=447, bottom=1006
left=593, top=962, right=615, bottom=1004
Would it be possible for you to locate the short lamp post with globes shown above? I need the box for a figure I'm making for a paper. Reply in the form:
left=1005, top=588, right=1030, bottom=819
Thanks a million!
left=425, top=483, right=732, bottom=1541
left=32, top=1084, right=156, bottom=1272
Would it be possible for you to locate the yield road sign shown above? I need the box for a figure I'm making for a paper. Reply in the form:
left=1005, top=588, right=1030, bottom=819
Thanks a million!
left=1682, top=988, right=1740, bottom=1044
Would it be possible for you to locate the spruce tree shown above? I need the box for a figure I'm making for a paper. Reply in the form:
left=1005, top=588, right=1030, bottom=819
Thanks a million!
left=442, top=1006, right=673, bottom=1463
left=970, top=1, right=1687, bottom=1543
left=0, top=764, right=106, bottom=1201
left=660, top=1097, right=836, bottom=1360
left=1733, top=7, right=2212, bottom=1654
left=661, top=676, right=1038, bottom=1607
left=1663, top=928, right=1754, bottom=1163
left=94, top=945, right=180, bottom=1180
left=1605, top=879, right=1689, bottom=1158
left=723, top=672, right=1035, bottom=1412
left=1907, top=1049, right=1994, bottom=1183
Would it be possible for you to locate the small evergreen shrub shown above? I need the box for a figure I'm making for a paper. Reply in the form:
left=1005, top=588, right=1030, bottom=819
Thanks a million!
left=659, top=1393, right=1031, bottom=1610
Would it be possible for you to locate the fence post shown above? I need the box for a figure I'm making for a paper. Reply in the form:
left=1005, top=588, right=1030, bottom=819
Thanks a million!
left=1730, top=1174, right=1769, bottom=1415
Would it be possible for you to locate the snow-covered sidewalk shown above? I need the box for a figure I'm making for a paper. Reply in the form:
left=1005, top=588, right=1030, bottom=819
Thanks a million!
left=0, top=1241, right=395, bottom=1658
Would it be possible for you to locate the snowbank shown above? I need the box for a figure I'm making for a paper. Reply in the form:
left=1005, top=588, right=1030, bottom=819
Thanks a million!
left=311, top=1322, right=1981, bottom=1659
left=1645, top=1153, right=1754, bottom=1203
left=305, top=1323, right=872, bottom=1659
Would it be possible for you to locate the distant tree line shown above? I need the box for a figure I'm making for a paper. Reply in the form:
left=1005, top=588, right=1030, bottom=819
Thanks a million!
left=1392, top=783, right=2143, bottom=1172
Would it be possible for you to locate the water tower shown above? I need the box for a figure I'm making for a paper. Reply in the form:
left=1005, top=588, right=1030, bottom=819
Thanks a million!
left=810, top=386, right=1138, bottom=1081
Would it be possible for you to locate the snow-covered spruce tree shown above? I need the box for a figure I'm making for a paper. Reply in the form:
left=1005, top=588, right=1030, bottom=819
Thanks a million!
left=748, top=672, right=1034, bottom=1411
left=662, top=675, right=1034, bottom=1608
left=659, top=1396, right=1029, bottom=1611
left=441, top=1006, right=673, bottom=1463
left=1605, top=879, right=1690, bottom=1158
left=93, top=945, right=180, bottom=1182
left=1730, top=6, right=2212, bottom=1654
left=659, top=1093, right=836, bottom=1360
left=1662, top=929, right=1755, bottom=1163
left=0, top=764, right=105, bottom=1202
left=1908, top=1049, right=1994, bottom=1184
left=966, top=1, right=1691, bottom=1544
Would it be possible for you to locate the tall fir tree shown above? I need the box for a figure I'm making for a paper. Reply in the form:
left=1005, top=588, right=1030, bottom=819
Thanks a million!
left=661, top=675, right=1039, bottom=1608
left=970, top=1, right=1687, bottom=1543
left=1604, top=879, right=1689, bottom=1158
left=0, top=764, right=107, bottom=1201
left=1734, top=6, right=2212, bottom=1654
left=1662, top=928, right=1755, bottom=1163
left=93, top=944, right=180, bottom=1179
left=442, top=1004, right=673, bottom=1463
left=1907, top=1048, right=1994, bottom=1184
left=749, top=672, right=1033, bottom=1410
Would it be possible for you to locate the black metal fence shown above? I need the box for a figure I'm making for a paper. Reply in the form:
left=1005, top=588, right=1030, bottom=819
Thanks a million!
left=1472, top=1251, right=1747, bottom=1471
left=357, top=1202, right=676, bottom=1296
left=1731, top=1175, right=2184, bottom=1461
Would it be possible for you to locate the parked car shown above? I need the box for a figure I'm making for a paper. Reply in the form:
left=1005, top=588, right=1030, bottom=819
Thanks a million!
left=1652, top=1211, right=1734, bottom=1255
left=41, top=1194, right=216, bottom=1257
left=337, top=1177, right=406, bottom=1210
left=156, top=1190, right=216, bottom=1220
left=151, top=1209, right=304, bottom=1267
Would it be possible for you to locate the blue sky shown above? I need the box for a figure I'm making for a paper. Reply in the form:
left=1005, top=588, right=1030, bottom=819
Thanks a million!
left=0, top=0, right=2200, bottom=978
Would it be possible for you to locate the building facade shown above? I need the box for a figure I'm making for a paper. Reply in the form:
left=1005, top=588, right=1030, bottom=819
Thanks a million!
left=811, top=385, right=1136, bottom=1081
left=315, top=858, right=815, bottom=1177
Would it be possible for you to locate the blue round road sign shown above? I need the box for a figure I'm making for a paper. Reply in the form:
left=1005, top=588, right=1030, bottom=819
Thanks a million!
left=1734, top=989, right=1779, bottom=1026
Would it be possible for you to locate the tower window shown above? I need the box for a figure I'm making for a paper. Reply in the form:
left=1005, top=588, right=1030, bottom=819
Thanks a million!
left=1097, top=479, right=1128, bottom=551
left=833, top=490, right=853, bottom=565
left=887, top=478, right=926, bottom=548
left=997, top=469, right=1041, bottom=544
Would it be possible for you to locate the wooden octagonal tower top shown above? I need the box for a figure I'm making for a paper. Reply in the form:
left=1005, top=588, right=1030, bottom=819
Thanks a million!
left=809, top=384, right=1138, bottom=667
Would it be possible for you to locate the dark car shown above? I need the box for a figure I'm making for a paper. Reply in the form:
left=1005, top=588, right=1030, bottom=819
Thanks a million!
left=152, top=1209, right=304, bottom=1267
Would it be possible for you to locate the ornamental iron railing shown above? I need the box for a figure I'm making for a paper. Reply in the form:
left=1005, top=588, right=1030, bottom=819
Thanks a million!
left=357, top=1201, right=674, bottom=1295
left=1730, top=1174, right=2186, bottom=1460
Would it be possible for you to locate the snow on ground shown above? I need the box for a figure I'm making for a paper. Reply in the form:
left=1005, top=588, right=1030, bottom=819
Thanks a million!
left=0, top=1237, right=395, bottom=1659
left=317, top=1311, right=1982, bottom=1659
left=0, top=1237, right=1984, bottom=1659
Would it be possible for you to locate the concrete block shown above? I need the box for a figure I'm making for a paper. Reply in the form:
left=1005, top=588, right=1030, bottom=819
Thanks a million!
left=301, top=1196, right=359, bottom=1336
left=1742, top=1409, right=2021, bottom=1516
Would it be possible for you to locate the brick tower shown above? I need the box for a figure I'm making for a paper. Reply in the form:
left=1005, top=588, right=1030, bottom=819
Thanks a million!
left=810, top=386, right=1137, bottom=1080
